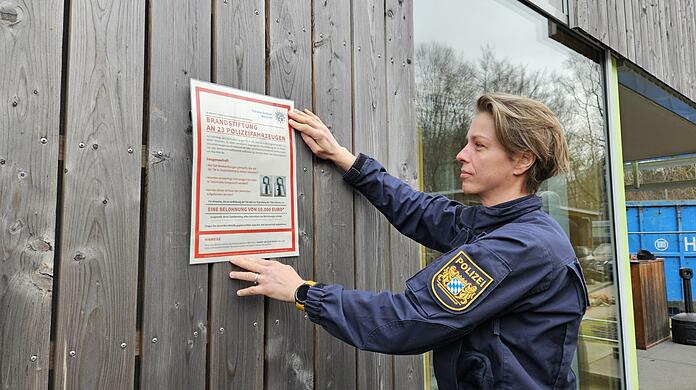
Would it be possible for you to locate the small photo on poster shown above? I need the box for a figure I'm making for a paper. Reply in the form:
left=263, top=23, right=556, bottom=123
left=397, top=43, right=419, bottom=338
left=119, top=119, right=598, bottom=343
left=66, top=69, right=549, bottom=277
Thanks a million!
left=273, top=176, right=287, bottom=197
left=260, top=174, right=273, bottom=197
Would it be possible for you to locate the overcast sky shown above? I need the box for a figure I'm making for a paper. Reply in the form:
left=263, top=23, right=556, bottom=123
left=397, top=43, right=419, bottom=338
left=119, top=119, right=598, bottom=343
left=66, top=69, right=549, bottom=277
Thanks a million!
left=413, top=0, right=573, bottom=74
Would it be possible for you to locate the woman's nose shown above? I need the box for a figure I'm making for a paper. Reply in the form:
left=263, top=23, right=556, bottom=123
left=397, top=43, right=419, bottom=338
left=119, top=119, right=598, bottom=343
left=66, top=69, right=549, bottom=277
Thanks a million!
left=456, top=146, right=469, bottom=162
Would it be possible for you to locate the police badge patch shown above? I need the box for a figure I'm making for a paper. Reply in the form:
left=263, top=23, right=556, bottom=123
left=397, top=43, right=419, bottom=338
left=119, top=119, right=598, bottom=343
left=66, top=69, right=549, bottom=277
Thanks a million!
left=431, top=250, right=493, bottom=312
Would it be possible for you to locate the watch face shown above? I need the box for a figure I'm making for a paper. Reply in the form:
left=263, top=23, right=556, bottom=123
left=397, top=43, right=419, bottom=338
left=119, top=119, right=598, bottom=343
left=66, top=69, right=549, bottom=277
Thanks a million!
left=295, top=284, right=310, bottom=303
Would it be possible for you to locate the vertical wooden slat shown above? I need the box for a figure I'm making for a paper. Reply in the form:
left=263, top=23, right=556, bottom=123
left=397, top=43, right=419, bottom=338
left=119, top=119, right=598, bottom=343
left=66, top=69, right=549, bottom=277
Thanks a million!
left=637, top=0, right=651, bottom=72
left=54, top=0, right=145, bottom=388
left=312, top=0, right=357, bottom=388
left=597, top=0, right=609, bottom=44
left=586, top=0, right=599, bottom=39
left=0, top=0, right=62, bottom=388
left=208, top=1, right=266, bottom=389
left=613, top=0, right=628, bottom=57
left=685, top=0, right=696, bottom=99
left=623, top=0, right=637, bottom=62
left=385, top=1, right=423, bottom=389
left=265, top=1, right=314, bottom=389
left=571, top=0, right=589, bottom=31
left=645, top=0, right=661, bottom=78
left=655, top=0, right=667, bottom=80
left=139, top=0, right=210, bottom=388
left=607, top=0, right=619, bottom=50
left=660, top=0, right=674, bottom=88
left=675, top=0, right=689, bottom=96
left=352, top=0, right=394, bottom=389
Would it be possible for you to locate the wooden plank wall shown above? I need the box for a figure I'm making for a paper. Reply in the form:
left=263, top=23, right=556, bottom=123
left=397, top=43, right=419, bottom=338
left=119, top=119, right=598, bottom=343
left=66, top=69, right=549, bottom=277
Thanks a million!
left=0, top=0, right=423, bottom=389
left=0, top=1, right=63, bottom=389
left=569, top=0, right=696, bottom=103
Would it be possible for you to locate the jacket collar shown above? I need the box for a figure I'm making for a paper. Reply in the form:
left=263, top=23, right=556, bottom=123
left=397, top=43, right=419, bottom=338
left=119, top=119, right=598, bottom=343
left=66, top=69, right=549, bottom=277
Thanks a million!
left=459, top=194, right=542, bottom=234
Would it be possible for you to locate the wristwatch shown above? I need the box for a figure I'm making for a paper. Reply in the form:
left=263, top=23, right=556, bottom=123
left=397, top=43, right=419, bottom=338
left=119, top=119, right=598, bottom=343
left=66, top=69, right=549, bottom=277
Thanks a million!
left=294, top=281, right=324, bottom=311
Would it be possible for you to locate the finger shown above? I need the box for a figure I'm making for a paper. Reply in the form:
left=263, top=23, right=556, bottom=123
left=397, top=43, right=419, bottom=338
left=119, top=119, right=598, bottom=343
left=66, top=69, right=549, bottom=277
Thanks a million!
left=289, top=120, right=323, bottom=139
left=237, top=286, right=264, bottom=297
left=300, top=133, right=322, bottom=154
left=303, top=108, right=322, bottom=122
left=229, top=256, right=264, bottom=272
left=288, top=109, right=310, bottom=122
left=229, top=271, right=259, bottom=283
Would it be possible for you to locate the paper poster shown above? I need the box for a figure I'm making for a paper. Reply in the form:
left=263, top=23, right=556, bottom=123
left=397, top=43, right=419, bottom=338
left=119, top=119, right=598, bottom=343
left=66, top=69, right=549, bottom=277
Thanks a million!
left=189, top=79, right=298, bottom=264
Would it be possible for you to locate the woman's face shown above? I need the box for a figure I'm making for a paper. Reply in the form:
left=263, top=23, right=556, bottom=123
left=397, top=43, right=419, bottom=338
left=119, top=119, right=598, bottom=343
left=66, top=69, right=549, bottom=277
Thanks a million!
left=455, top=112, right=526, bottom=205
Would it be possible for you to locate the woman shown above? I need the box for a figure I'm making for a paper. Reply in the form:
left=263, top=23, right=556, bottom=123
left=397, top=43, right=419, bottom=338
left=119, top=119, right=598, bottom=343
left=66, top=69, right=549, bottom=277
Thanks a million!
left=229, top=93, right=588, bottom=389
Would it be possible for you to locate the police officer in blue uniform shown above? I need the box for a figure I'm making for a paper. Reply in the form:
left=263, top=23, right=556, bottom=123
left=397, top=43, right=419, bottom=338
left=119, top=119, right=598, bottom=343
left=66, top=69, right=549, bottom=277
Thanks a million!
left=229, top=93, right=589, bottom=389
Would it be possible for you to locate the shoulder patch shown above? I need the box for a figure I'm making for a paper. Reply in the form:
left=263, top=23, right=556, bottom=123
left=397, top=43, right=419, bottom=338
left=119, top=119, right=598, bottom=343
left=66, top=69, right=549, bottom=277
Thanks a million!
left=430, top=250, right=493, bottom=312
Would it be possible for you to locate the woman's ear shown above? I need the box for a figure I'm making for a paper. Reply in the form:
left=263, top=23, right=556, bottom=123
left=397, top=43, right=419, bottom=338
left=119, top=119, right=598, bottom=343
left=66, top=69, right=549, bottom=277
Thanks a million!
left=513, top=151, right=535, bottom=176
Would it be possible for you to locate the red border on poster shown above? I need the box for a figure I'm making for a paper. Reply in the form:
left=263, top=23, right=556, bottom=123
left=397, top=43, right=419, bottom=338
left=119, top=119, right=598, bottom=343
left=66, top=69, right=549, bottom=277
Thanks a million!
left=193, top=86, right=296, bottom=259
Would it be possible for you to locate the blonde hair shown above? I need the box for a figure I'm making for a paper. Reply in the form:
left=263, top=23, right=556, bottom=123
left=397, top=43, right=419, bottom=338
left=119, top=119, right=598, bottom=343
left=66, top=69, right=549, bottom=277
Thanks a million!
left=475, top=93, right=570, bottom=193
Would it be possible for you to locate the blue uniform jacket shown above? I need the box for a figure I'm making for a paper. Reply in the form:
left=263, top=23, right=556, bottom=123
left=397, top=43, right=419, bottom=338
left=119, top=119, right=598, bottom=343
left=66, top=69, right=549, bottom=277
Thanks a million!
left=304, top=154, right=589, bottom=390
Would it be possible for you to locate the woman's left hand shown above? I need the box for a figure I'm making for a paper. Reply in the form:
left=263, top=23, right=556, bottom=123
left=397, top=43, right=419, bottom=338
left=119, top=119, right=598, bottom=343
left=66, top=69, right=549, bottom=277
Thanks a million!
left=229, top=256, right=305, bottom=302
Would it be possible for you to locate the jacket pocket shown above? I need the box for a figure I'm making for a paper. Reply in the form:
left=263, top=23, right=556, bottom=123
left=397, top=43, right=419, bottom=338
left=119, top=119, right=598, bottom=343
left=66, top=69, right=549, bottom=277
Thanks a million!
left=567, top=261, right=590, bottom=312
left=457, top=352, right=494, bottom=390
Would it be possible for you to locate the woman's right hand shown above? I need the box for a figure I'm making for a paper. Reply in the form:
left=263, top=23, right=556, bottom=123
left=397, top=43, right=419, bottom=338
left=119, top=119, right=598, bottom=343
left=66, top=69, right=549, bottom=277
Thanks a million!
left=289, top=109, right=356, bottom=171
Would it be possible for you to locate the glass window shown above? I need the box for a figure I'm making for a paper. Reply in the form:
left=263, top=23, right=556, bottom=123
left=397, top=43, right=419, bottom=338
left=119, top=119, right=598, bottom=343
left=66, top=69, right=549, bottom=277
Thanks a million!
left=414, top=1, right=622, bottom=389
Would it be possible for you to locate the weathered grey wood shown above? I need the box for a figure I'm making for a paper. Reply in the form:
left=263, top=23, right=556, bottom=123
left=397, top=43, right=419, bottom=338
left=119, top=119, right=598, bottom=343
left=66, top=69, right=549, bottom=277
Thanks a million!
left=53, top=0, right=145, bottom=388
left=208, top=1, right=266, bottom=389
left=684, top=0, right=696, bottom=99
left=0, top=0, right=62, bottom=388
left=674, top=0, right=688, bottom=95
left=570, top=0, right=589, bottom=32
left=139, top=1, right=210, bottom=388
left=312, top=0, right=357, bottom=388
left=612, top=0, right=628, bottom=56
left=352, top=0, right=394, bottom=389
left=570, top=0, right=696, bottom=102
left=660, top=0, right=681, bottom=85
left=637, top=0, right=651, bottom=74
left=649, top=0, right=669, bottom=81
left=686, top=0, right=696, bottom=100
left=599, top=0, right=619, bottom=48
left=622, top=0, right=637, bottom=62
left=265, top=2, right=315, bottom=389
left=385, top=1, right=424, bottom=389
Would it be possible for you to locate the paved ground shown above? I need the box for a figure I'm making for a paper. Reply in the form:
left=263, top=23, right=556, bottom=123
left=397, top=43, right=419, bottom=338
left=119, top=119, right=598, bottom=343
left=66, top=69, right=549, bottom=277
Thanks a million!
left=638, top=339, right=696, bottom=390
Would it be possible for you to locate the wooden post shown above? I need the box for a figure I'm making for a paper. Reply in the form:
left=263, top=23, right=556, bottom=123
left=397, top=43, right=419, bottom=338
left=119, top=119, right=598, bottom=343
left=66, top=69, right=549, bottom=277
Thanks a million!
left=265, top=1, right=314, bottom=388
left=208, top=1, right=266, bottom=389
left=139, top=1, right=211, bottom=388
left=53, top=0, right=145, bottom=388
left=0, top=0, right=63, bottom=388
left=312, top=0, right=357, bottom=388
left=352, top=0, right=394, bottom=388
left=386, top=1, right=424, bottom=388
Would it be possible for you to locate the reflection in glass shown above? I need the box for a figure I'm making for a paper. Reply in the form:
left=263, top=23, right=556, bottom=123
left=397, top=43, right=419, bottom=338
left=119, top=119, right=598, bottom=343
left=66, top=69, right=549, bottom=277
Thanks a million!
left=414, top=1, right=621, bottom=389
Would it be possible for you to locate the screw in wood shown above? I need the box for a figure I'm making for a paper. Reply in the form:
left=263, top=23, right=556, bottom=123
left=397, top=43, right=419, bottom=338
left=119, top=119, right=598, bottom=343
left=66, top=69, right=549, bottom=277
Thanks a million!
left=253, top=322, right=258, bottom=327
left=127, top=147, right=133, bottom=154
left=69, top=350, right=76, bottom=357
left=92, top=144, right=98, bottom=150
left=219, top=327, right=224, bottom=334
left=33, top=90, right=38, bottom=95
left=120, top=342, right=127, bottom=349
left=78, top=143, right=85, bottom=148
left=254, top=9, right=259, bottom=15
left=40, top=137, right=47, bottom=144
left=193, top=331, right=199, bottom=338
left=151, top=337, right=158, bottom=343
left=30, top=355, right=37, bottom=362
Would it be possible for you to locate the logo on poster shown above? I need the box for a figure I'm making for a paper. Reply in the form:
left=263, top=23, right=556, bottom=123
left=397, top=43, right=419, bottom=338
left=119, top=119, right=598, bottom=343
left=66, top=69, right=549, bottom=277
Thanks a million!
left=654, top=238, right=669, bottom=251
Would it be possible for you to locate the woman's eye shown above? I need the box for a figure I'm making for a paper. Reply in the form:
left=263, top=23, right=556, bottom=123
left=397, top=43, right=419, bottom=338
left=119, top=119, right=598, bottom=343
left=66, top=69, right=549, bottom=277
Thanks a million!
left=475, top=143, right=484, bottom=148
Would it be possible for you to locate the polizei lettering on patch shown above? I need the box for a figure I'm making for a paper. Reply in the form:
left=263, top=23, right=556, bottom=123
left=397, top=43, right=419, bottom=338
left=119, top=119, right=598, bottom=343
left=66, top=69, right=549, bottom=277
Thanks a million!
left=431, top=250, right=494, bottom=312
